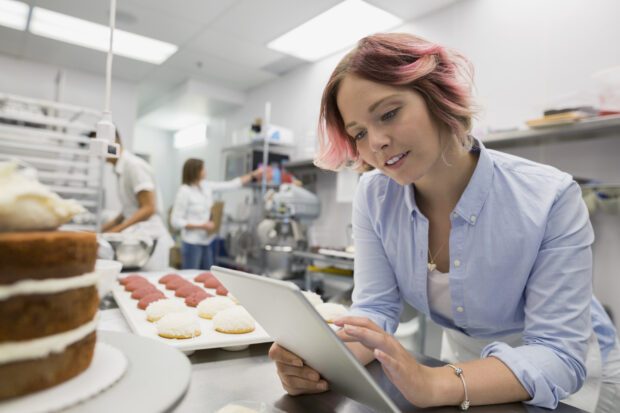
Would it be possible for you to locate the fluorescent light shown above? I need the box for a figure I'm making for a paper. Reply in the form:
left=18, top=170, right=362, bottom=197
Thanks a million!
left=0, top=0, right=29, bottom=31
left=29, top=7, right=178, bottom=64
left=267, top=0, right=402, bottom=62
left=174, top=124, right=207, bottom=149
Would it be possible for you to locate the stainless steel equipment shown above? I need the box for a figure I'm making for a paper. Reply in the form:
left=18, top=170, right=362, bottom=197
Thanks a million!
left=100, top=232, right=156, bottom=271
left=258, top=184, right=321, bottom=279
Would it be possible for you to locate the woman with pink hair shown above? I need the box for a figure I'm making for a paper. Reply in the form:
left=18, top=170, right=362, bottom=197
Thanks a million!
left=269, top=33, right=619, bottom=411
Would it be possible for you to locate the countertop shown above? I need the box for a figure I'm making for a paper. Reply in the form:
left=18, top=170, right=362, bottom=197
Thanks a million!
left=98, top=308, right=588, bottom=413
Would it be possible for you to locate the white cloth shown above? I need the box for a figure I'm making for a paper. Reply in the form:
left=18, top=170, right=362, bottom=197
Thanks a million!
left=170, top=178, right=242, bottom=246
left=427, top=268, right=452, bottom=321
left=113, top=150, right=173, bottom=270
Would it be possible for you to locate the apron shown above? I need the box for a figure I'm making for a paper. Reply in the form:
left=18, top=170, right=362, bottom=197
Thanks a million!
left=439, top=328, right=602, bottom=412
left=121, top=214, right=174, bottom=271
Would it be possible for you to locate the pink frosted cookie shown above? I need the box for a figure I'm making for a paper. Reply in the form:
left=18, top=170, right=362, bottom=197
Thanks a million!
left=158, top=273, right=182, bottom=285
left=131, top=285, right=159, bottom=299
left=124, top=278, right=151, bottom=292
left=185, top=291, right=213, bottom=307
left=175, top=284, right=204, bottom=298
left=194, top=272, right=213, bottom=282
left=119, top=274, right=146, bottom=285
left=138, top=291, right=165, bottom=309
left=165, top=277, right=191, bottom=291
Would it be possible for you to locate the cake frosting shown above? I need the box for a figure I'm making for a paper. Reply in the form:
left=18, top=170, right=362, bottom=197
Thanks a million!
left=0, top=271, right=99, bottom=301
left=145, top=299, right=187, bottom=322
left=156, top=312, right=201, bottom=339
left=0, top=313, right=99, bottom=364
left=302, top=290, right=324, bottom=307
left=213, top=306, right=255, bottom=334
left=316, top=303, right=348, bottom=323
left=216, top=405, right=259, bottom=413
left=197, top=296, right=236, bottom=319
left=0, top=162, right=85, bottom=231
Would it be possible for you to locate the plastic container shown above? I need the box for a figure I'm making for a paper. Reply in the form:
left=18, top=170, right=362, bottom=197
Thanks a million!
left=270, top=163, right=281, bottom=184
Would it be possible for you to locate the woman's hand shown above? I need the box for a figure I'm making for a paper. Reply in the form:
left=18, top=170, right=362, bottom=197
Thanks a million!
left=268, top=342, right=329, bottom=395
left=333, top=316, right=436, bottom=408
left=203, top=221, right=215, bottom=231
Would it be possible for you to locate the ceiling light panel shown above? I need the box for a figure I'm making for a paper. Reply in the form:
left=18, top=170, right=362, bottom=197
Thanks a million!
left=267, top=0, right=403, bottom=62
left=0, top=0, right=30, bottom=31
left=29, top=7, right=178, bottom=65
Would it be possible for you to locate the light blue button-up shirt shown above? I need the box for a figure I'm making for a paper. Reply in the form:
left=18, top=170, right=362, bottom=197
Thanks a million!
left=349, top=140, right=617, bottom=409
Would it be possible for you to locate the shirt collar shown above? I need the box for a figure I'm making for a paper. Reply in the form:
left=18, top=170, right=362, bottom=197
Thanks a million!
left=404, top=138, right=494, bottom=224
left=452, top=138, right=493, bottom=225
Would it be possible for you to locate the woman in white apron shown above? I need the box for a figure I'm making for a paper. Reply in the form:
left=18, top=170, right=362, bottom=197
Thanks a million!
left=269, top=33, right=620, bottom=411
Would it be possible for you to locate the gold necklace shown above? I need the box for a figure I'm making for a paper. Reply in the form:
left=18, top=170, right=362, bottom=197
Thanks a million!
left=427, top=242, right=446, bottom=272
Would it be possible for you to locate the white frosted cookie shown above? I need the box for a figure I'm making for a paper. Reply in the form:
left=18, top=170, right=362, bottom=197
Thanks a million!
left=156, top=312, right=201, bottom=339
left=316, top=302, right=348, bottom=323
left=302, top=290, right=323, bottom=307
left=197, top=296, right=236, bottom=319
left=228, top=293, right=240, bottom=305
left=215, top=404, right=258, bottom=413
left=145, top=298, right=187, bottom=322
left=213, top=306, right=255, bottom=334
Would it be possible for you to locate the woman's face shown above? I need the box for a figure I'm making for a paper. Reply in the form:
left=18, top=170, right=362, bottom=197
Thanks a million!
left=336, top=74, right=445, bottom=186
left=200, top=166, right=206, bottom=181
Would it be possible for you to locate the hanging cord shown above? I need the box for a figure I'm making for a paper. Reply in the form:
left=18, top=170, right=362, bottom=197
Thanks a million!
left=104, top=0, right=116, bottom=116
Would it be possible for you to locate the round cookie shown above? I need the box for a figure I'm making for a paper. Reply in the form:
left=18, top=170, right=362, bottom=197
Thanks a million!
left=302, top=290, right=323, bottom=307
left=156, top=312, right=201, bottom=339
left=197, top=296, right=236, bottom=319
left=213, top=306, right=255, bottom=334
left=315, top=302, right=348, bottom=323
left=145, top=298, right=187, bottom=322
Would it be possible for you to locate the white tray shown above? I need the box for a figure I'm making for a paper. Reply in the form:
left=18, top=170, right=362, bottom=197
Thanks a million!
left=112, top=269, right=273, bottom=352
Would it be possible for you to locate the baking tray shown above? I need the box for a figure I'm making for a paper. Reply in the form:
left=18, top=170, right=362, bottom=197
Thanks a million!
left=112, top=269, right=273, bottom=352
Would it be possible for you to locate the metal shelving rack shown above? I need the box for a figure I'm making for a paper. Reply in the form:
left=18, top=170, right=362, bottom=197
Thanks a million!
left=0, top=92, right=103, bottom=231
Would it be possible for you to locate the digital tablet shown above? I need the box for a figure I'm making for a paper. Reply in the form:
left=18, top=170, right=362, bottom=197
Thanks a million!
left=210, top=266, right=400, bottom=413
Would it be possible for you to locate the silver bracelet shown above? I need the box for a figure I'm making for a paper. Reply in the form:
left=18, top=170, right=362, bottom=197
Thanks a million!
left=447, top=364, right=470, bottom=410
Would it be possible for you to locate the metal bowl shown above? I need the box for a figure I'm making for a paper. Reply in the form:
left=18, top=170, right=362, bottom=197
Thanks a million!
left=100, top=233, right=157, bottom=271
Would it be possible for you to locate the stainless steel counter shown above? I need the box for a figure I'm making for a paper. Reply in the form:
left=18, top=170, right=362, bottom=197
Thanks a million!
left=174, top=342, right=587, bottom=413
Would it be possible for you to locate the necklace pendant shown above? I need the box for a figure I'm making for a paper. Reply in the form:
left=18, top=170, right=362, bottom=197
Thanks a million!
left=427, top=262, right=437, bottom=271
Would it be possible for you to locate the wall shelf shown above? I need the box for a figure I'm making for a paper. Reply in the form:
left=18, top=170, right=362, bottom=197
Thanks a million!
left=481, top=114, right=620, bottom=149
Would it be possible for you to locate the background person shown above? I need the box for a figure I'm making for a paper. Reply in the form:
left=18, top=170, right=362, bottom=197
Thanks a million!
left=170, top=158, right=263, bottom=270
left=89, top=130, right=173, bottom=271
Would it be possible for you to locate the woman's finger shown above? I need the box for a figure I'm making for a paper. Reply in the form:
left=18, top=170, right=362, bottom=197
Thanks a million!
left=275, top=361, right=321, bottom=383
left=342, top=324, right=394, bottom=353
left=269, top=343, right=303, bottom=367
left=333, top=316, right=384, bottom=333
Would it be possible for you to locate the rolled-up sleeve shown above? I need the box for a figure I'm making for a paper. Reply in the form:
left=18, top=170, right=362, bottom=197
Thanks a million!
left=170, top=187, right=189, bottom=230
left=348, top=175, right=402, bottom=334
left=481, top=178, right=595, bottom=408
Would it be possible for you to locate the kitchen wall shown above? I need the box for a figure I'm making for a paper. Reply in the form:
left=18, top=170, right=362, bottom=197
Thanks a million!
left=218, top=0, right=620, bottom=328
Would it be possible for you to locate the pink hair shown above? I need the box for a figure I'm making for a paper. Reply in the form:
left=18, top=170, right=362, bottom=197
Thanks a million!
left=314, top=33, right=477, bottom=171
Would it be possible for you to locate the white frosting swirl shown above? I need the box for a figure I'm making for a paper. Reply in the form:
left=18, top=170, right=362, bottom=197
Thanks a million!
left=0, top=162, right=85, bottom=231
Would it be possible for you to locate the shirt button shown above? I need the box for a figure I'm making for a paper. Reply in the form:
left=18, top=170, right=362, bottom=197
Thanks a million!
left=470, top=215, right=476, bottom=222
left=457, top=306, right=464, bottom=312
left=454, top=259, right=461, bottom=267
left=453, top=213, right=458, bottom=219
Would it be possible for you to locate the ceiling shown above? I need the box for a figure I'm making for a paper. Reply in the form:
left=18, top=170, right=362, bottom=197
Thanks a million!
left=0, top=0, right=458, bottom=124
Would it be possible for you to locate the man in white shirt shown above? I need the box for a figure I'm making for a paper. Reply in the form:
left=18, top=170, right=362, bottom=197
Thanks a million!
left=90, top=131, right=173, bottom=270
